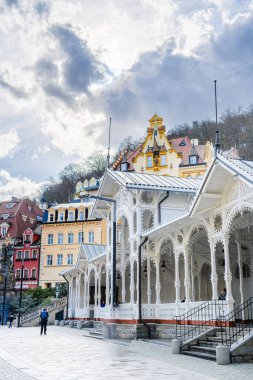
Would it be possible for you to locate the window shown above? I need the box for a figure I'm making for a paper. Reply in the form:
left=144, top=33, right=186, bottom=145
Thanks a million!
left=189, top=155, right=197, bottom=165
left=179, top=140, right=186, bottom=146
left=79, top=211, right=84, bottom=220
left=32, top=250, right=37, bottom=259
left=25, top=234, right=31, bottom=242
left=58, top=233, right=63, bottom=245
left=88, top=231, right=94, bottom=243
left=24, top=250, right=29, bottom=260
left=68, top=233, right=74, bottom=244
left=161, top=155, right=167, bottom=166
left=23, top=269, right=29, bottom=279
left=48, top=234, right=53, bottom=245
left=59, top=212, right=64, bottom=221
left=67, top=254, right=73, bottom=265
left=57, top=254, right=63, bottom=265
left=47, top=255, right=53, bottom=266
left=49, top=214, right=54, bottom=222
left=2, top=226, right=7, bottom=237
left=31, top=269, right=36, bottom=278
left=2, top=214, right=9, bottom=219
left=147, top=156, right=152, bottom=167
left=17, top=250, right=22, bottom=259
left=69, top=211, right=74, bottom=221
left=78, top=232, right=84, bottom=243
left=16, top=269, right=21, bottom=279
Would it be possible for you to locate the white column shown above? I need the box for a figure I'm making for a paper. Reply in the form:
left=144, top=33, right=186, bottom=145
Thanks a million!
left=210, top=241, right=218, bottom=300
left=98, top=270, right=101, bottom=307
left=87, top=272, right=90, bottom=310
left=184, top=247, right=191, bottom=303
left=94, top=272, right=98, bottom=308
left=106, top=265, right=110, bottom=306
left=121, top=217, right=126, bottom=303
left=155, top=255, right=161, bottom=304
left=223, top=234, right=234, bottom=311
left=69, top=278, right=73, bottom=314
left=121, top=265, right=126, bottom=303
left=198, top=273, right=201, bottom=301
left=76, top=275, right=81, bottom=309
left=235, top=240, right=244, bottom=306
left=83, top=275, right=87, bottom=308
left=147, top=256, right=151, bottom=304
left=191, top=255, right=195, bottom=302
left=175, top=253, right=180, bottom=303
left=130, top=259, right=135, bottom=304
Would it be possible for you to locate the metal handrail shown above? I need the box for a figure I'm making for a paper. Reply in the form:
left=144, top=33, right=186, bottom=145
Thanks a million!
left=218, top=297, right=253, bottom=347
left=173, top=300, right=226, bottom=342
left=20, top=297, right=67, bottom=322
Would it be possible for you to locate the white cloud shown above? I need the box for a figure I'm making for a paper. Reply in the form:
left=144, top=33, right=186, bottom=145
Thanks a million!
left=0, top=130, right=19, bottom=158
left=0, top=170, right=46, bottom=201
left=0, top=0, right=253, bottom=184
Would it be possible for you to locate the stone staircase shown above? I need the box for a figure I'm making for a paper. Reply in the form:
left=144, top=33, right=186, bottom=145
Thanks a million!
left=181, top=328, right=224, bottom=361
left=19, top=297, right=67, bottom=327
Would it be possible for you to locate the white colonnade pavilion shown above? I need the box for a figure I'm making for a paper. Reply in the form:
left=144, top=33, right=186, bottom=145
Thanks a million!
left=62, top=154, right=253, bottom=324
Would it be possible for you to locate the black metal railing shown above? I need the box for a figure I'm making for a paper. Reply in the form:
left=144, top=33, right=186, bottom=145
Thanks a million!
left=173, top=300, right=226, bottom=342
left=218, top=297, right=253, bottom=347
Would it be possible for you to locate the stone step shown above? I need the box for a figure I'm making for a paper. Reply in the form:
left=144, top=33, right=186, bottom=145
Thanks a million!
left=189, top=345, right=216, bottom=354
left=198, top=340, right=219, bottom=347
left=181, top=350, right=216, bottom=361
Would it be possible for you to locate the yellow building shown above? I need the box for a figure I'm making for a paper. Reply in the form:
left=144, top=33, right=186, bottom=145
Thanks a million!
left=113, top=114, right=213, bottom=178
left=40, top=201, right=106, bottom=289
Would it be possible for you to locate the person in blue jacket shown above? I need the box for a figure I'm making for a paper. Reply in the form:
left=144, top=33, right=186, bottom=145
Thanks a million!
left=40, top=308, right=49, bottom=335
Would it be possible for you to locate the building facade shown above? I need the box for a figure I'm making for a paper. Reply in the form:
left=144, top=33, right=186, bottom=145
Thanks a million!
left=63, top=153, right=253, bottom=327
left=13, top=226, right=41, bottom=290
left=113, top=114, right=213, bottom=177
left=0, top=198, right=43, bottom=294
left=40, top=200, right=106, bottom=289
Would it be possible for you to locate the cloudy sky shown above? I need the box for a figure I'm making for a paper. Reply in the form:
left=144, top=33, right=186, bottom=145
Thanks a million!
left=0, top=0, right=253, bottom=200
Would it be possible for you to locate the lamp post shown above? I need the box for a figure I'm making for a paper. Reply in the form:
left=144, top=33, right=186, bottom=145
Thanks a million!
left=80, top=193, right=117, bottom=307
left=17, top=251, right=24, bottom=328
left=1, top=242, right=14, bottom=325
left=1, top=264, right=8, bottom=325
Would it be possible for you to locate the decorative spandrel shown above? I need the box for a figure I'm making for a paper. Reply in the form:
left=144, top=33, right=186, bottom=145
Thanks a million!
left=214, top=214, right=222, bottom=233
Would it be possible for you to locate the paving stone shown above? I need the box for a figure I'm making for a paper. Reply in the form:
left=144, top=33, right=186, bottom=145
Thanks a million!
left=0, top=326, right=252, bottom=380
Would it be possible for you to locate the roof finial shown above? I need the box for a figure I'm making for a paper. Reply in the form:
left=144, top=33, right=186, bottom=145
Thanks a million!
left=214, top=80, right=220, bottom=157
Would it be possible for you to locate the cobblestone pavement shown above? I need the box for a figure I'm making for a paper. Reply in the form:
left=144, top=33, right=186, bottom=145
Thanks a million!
left=0, top=326, right=251, bottom=380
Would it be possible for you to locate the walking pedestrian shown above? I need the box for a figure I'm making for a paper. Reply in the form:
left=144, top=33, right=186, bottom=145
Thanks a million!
left=8, top=314, right=14, bottom=328
left=40, top=308, right=49, bottom=335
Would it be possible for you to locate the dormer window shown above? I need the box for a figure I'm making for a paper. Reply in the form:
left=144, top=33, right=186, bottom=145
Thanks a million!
left=59, top=212, right=64, bottom=221
left=1, top=223, right=9, bottom=237
left=6, top=203, right=15, bottom=209
left=147, top=156, right=153, bottom=167
left=2, top=226, right=7, bottom=237
left=161, top=154, right=167, bottom=166
left=69, top=211, right=74, bottom=221
left=25, top=235, right=31, bottom=242
left=49, top=214, right=54, bottom=222
left=189, top=155, right=198, bottom=165
left=2, top=214, right=9, bottom=219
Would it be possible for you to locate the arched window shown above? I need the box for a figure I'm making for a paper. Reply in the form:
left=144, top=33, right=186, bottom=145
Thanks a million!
left=235, top=263, right=251, bottom=279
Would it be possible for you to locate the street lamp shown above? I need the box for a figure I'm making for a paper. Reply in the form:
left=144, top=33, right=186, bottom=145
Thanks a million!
left=80, top=193, right=117, bottom=307
left=1, top=242, right=14, bottom=325
left=17, top=251, right=24, bottom=328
